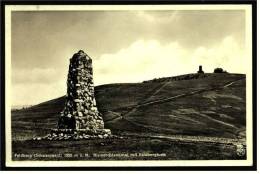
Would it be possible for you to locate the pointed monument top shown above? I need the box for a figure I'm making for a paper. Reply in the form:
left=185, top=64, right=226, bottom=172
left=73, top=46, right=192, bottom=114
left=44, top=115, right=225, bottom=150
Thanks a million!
left=71, top=50, right=90, bottom=61
left=78, top=50, right=85, bottom=54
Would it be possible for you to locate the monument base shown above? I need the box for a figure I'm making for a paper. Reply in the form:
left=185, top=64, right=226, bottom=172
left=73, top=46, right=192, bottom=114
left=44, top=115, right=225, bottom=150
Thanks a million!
left=52, top=128, right=111, bottom=134
left=34, top=129, right=113, bottom=141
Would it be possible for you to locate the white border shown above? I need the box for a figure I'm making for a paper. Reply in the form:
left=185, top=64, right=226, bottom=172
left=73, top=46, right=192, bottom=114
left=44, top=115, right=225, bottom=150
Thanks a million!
left=5, top=4, right=253, bottom=167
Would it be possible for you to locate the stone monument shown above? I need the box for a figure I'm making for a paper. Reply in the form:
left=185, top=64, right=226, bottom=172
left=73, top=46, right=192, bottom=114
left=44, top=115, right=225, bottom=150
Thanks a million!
left=58, top=50, right=105, bottom=130
left=40, top=50, right=111, bottom=140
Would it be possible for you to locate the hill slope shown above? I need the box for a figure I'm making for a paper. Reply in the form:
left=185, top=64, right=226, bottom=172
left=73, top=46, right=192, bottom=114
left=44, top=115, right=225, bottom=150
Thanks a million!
left=12, top=73, right=246, bottom=141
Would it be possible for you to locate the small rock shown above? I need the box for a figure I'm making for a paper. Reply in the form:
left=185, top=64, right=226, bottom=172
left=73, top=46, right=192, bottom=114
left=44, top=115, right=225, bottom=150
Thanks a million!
left=83, top=135, right=90, bottom=139
left=74, top=99, right=83, bottom=103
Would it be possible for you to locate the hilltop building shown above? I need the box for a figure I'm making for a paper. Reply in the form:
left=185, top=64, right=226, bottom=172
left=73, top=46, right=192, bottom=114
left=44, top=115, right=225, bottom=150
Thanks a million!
left=214, top=68, right=227, bottom=73
left=197, top=65, right=204, bottom=74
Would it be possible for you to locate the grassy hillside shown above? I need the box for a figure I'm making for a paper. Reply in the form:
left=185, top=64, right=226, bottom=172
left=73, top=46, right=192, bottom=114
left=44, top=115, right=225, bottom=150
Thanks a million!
left=12, top=73, right=246, bottom=141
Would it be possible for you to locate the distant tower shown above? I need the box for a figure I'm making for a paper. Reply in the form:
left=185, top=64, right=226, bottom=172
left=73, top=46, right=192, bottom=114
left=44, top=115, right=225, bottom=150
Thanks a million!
left=197, top=65, right=204, bottom=74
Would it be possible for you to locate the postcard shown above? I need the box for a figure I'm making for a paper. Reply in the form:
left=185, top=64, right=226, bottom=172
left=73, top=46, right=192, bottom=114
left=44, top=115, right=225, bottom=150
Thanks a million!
left=2, top=2, right=256, bottom=170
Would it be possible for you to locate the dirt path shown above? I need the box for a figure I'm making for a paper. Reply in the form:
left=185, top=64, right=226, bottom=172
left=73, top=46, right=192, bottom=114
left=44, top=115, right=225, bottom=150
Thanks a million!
left=122, top=82, right=172, bottom=119
left=139, top=81, right=172, bottom=104
left=107, top=81, right=171, bottom=123
left=128, top=77, right=246, bottom=109
left=223, top=78, right=244, bottom=88
left=107, top=77, right=245, bottom=123
left=106, top=77, right=246, bottom=146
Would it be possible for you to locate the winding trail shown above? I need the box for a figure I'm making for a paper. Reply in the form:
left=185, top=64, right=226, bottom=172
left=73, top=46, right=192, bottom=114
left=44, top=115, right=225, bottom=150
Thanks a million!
left=133, top=77, right=245, bottom=108
left=106, top=77, right=245, bottom=125
left=107, top=81, right=171, bottom=122
left=106, top=77, right=246, bottom=145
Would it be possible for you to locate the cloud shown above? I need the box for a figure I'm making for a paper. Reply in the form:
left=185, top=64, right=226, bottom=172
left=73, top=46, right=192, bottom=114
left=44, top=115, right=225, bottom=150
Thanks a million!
left=93, top=40, right=187, bottom=84
left=190, top=36, right=246, bottom=73
left=10, top=10, right=246, bottom=106
left=12, top=80, right=66, bottom=106
left=11, top=36, right=246, bottom=106
left=137, top=11, right=179, bottom=24
left=12, top=68, right=59, bottom=84
left=94, top=36, right=246, bottom=85
left=11, top=10, right=245, bottom=70
left=11, top=67, right=68, bottom=105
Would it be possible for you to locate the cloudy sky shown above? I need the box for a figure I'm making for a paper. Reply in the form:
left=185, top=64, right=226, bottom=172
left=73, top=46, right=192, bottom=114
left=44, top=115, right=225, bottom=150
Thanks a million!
left=11, top=9, right=246, bottom=106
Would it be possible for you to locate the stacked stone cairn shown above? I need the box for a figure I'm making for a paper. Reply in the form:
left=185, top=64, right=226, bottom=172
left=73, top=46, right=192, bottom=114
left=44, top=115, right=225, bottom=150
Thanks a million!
left=36, top=50, right=112, bottom=140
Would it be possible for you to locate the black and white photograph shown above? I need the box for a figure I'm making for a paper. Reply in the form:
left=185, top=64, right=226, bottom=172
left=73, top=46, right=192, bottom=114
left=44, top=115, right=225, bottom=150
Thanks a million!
left=1, top=2, right=256, bottom=169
